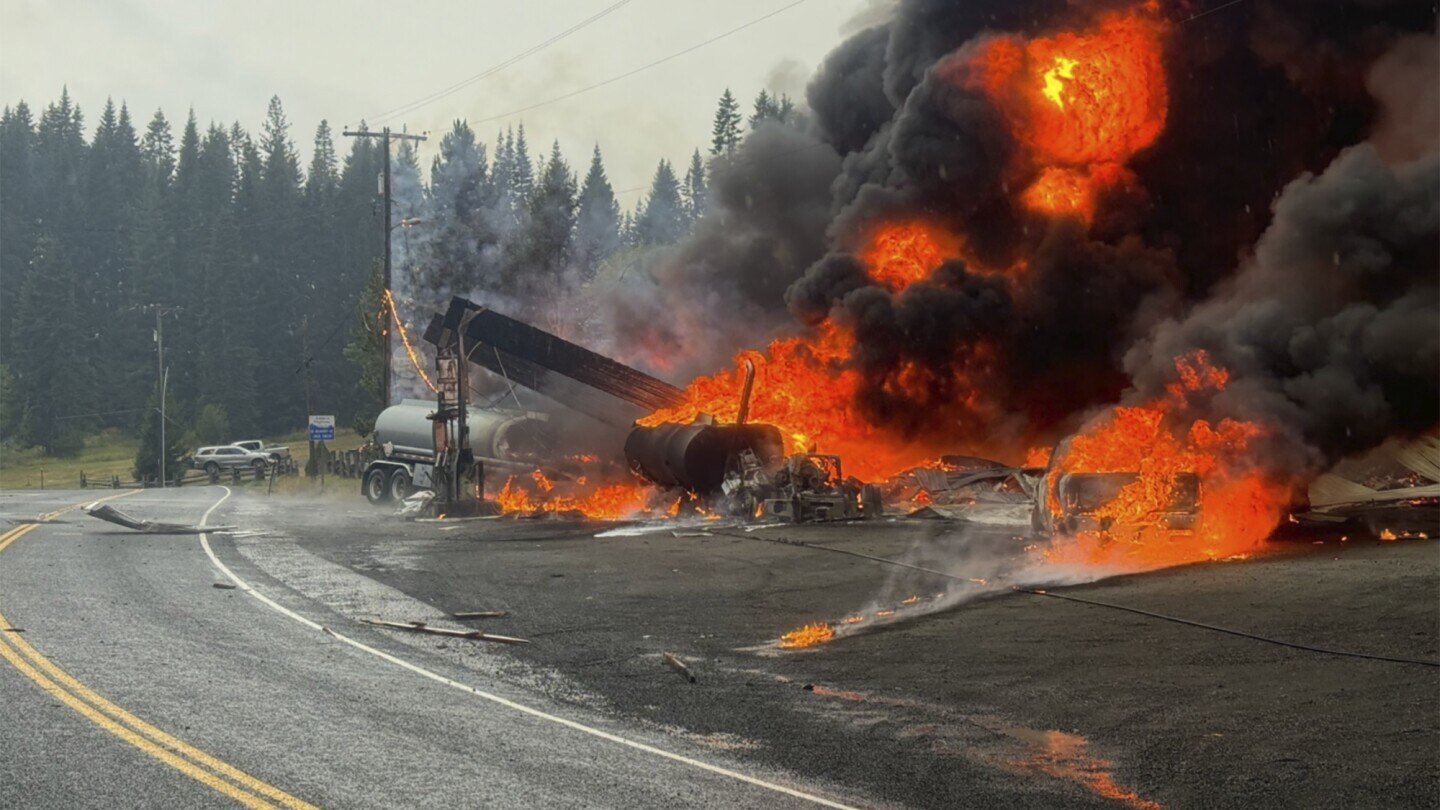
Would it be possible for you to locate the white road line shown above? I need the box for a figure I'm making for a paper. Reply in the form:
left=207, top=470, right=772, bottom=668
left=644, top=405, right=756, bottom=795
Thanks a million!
left=196, top=488, right=861, bottom=810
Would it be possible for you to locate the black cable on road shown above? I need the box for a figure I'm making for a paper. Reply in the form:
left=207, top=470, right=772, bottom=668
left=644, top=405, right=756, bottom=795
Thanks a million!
left=707, top=528, right=1440, bottom=668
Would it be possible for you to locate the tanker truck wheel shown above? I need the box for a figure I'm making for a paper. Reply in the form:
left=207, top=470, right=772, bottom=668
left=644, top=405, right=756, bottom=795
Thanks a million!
left=387, top=468, right=412, bottom=502
left=363, top=468, right=390, bottom=504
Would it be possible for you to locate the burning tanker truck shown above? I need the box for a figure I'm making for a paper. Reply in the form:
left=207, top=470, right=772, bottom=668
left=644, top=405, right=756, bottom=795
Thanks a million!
left=362, top=296, right=885, bottom=521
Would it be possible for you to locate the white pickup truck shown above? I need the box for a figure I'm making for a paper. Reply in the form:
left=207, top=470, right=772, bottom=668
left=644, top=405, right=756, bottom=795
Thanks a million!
left=230, top=440, right=291, bottom=462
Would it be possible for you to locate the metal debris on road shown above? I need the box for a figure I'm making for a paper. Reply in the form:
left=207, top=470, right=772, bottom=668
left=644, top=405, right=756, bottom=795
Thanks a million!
left=360, top=618, right=530, bottom=645
left=662, top=652, right=697, bottom=683
left=83, top=503, right=236, bottom=534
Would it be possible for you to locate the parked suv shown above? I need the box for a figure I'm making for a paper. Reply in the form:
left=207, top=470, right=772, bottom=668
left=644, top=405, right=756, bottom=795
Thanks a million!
left=193, top=445, right=270, bottom=475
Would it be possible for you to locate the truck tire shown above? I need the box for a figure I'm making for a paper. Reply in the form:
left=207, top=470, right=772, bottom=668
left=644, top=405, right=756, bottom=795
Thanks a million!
left=363, top=468, right=390, bottom=504
left=860, top=484, right=884, bottom=518
left=387, top=468, right=412, bottom=502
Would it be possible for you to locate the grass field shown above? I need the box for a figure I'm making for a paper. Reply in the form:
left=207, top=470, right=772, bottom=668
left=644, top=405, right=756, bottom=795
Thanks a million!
left=0, top=428, right=368, bottom=491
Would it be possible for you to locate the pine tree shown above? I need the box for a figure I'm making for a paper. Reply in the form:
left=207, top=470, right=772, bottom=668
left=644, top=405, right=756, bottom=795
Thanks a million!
left=120, top=165, right=172, bottom=420
left=710, top=89, right=742, bottom=155
left=343, top=261, right=387, bottom=412
left=776, top=93, right=796, bottom=123
left=431, top=119, right=486, bottom=225
left=490, top=128, right=515, bottom=206
left=749, top=90, right=795, bottom=129
left=140, top=109, right=175, bottom=185
left=34, top=88, right=87, bottom=228
left=188, top=124, right=258, bottom=430
left=574, top=144, right=621, bottom=279
left=83, top=99, right=144, bottom=425
left=523, top=140, right=578, bottom=289
left=749, top=90, right=775, bottom=129
left=306, top=120, right=339, bottom=205
left=423, top=120, right=487, bottom=296
left=511, top=123, right=534, bottom=205
left=9, top=238, right=88, bottom=455
left=681, top=149, right=707, bottom=223
left=619, top=210, right=638, bottom=248
left=636, top=159, right=687, bottom=245
left=171, top=111, right=201, bottom=227
left=0, top=364, right=16, bottom=440
left=0, top=102, right=37, bottom=342
left=132, top=386, right=186, bottom=483
left=254, top=96, right=306, bottom=432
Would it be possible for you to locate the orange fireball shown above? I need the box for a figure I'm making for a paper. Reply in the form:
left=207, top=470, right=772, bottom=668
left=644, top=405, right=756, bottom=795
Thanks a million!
left=861, top=221, right=955, bottom=291
left=966, top=8, right=1169, bottom=223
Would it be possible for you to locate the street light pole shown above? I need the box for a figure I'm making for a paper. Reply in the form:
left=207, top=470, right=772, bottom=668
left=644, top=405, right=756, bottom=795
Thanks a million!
left=342, top=126, right=427, bottom=409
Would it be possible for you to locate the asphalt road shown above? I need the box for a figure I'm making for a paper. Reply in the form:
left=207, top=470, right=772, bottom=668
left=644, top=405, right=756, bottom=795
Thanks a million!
left=1, top=486, right=1436, bottom=809
left=0, top=488, right=865, bottom=809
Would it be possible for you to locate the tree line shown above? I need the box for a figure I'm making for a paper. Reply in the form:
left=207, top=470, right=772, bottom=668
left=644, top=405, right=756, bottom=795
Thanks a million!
left=0, top=86, right=792, bottom=478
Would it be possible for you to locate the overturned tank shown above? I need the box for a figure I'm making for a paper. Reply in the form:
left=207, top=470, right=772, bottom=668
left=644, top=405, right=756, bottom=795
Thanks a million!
left=624, top=422, right=785, bottom=494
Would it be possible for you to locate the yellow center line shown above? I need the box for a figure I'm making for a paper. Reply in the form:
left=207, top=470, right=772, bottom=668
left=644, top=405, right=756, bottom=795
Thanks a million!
left=0, top=493, right=319, bottom=810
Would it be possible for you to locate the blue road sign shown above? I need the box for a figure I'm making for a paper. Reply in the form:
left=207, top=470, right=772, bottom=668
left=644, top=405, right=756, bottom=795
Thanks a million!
left=309, top=415, right=336, bottom=442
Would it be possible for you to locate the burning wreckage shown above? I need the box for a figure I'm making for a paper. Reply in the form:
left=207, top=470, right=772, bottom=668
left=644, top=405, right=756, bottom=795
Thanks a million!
left=364, top=293, right=1439, bottom=543
left=360, top=296, right=885, bottom=523
left=358, top=291, right=1440, bottom=562
left=356, top=0, right=1438, bottom=563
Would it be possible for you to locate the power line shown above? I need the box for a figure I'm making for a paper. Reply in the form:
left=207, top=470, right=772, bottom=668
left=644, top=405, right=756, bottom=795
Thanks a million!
left=1184, top=0, right=1250, bottom=22
left=612, top=138, right=836, bottom=197
left=371, top=0, right=639, bottom=125
left=468, top=0, right=812, bottom=126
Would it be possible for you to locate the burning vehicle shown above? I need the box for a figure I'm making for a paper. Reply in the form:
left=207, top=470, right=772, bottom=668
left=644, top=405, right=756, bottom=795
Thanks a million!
left=1034, top=471, right=1200, bottom=537
left=761, top=454, right=884, bottom=523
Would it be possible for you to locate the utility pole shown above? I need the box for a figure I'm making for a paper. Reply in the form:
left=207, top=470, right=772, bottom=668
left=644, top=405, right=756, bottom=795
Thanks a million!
left=137, top=304, right=180, bottom=486
left=342, top=126, right=427, bottom=409
left=298, top=316, right=322, bottom=487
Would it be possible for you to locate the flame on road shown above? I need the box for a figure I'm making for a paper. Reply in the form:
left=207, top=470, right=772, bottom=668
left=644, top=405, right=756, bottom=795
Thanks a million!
left=779, top=623, right=836, bottom=649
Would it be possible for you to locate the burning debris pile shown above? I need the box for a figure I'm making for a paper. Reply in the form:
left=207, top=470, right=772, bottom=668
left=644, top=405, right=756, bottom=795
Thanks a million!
left=395, top=1, right=1435, bottom=572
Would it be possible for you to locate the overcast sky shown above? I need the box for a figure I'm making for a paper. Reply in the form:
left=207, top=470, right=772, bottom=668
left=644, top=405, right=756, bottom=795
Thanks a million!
left=1, top=0, right=881, bottom=204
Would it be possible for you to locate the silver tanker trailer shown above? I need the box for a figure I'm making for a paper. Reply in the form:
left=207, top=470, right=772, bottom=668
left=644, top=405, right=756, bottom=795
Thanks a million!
left=361, top=399, right=552, bottom=504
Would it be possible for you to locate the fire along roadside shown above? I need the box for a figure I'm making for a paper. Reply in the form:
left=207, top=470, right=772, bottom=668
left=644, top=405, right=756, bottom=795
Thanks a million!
left=702, top=528, right=1440, bottom=668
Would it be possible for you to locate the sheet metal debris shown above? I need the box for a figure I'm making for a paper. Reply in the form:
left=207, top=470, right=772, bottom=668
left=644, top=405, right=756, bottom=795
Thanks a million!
left=83, top=503, right=235, bottom=534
